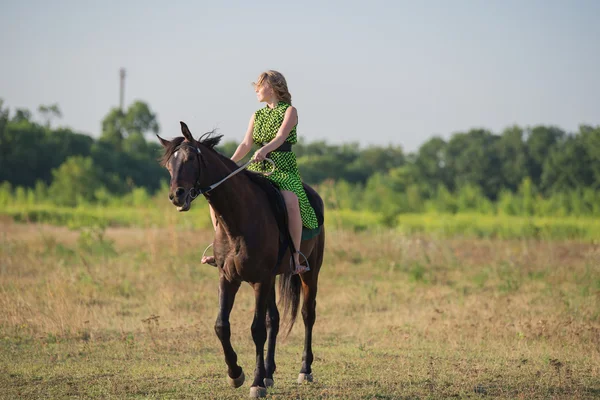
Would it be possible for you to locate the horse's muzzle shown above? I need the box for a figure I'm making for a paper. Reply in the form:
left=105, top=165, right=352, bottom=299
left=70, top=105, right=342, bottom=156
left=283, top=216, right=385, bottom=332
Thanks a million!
left=169, top=187, right=191, bottom=212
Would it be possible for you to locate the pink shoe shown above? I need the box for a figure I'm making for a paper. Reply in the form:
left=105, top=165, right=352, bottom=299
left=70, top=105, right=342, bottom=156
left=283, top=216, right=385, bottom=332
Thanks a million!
left=292, top=264, right=310, bottom=275
left=201, top=255, right=216, bottom=266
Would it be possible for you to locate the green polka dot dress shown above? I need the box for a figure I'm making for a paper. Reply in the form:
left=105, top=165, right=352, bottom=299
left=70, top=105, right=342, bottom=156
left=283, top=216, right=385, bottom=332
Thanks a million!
left=247, top=101, right=319, bottom=229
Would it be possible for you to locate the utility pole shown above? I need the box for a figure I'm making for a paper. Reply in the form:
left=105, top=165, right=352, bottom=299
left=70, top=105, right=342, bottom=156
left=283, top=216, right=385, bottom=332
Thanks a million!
left=119, top=68, right=126, bottom=112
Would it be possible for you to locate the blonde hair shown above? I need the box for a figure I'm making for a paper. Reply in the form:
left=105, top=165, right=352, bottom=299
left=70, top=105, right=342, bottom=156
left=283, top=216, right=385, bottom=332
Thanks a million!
left=253, top=70, right=292, bottom=104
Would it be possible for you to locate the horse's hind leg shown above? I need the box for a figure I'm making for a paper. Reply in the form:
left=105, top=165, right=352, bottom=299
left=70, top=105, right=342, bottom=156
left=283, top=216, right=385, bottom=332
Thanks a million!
left=298, top=231, right=324, bottom=384
left=214, top=276, right=244, bottom=388
left=298, top=274, right=318, bottom=383
left=264, top=284, right=279, bottom=387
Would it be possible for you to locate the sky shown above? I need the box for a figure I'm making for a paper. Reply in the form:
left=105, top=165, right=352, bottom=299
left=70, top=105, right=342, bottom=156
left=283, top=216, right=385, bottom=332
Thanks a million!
left=1, top=0, right=599, bottom=152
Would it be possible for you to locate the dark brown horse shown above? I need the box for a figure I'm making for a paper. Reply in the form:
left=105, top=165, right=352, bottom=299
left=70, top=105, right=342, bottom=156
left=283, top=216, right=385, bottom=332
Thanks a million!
left=158, top=122, right=325, bottom=398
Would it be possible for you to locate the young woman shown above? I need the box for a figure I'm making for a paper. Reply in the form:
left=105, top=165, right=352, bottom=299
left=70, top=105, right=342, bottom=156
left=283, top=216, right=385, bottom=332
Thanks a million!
left=201, top=70, right=319, bottom=274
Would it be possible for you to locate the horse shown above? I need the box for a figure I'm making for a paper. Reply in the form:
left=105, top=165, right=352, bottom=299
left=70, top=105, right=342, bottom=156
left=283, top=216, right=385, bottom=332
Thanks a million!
left=157, top=122, right=325, bottom=398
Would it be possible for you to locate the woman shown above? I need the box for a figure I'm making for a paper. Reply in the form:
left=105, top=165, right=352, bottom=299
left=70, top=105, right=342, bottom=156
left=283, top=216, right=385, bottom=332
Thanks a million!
left=201, top=70, right=319, bottom=274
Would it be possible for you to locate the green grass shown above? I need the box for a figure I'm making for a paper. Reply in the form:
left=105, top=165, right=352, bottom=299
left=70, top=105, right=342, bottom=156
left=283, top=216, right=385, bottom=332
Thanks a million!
left=4, top=333, right=597, bottom=399
left=2, top=204, right=600, bottom=240
left=395, top=213, right=600, bottom=241
left=0, top=203, right=213, bottom=230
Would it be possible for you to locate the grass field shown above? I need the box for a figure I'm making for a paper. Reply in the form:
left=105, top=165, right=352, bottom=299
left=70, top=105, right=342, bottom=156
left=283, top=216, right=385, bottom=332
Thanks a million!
left=3, top=203, right=600, bottom=241
left=1, top=220, right=599, bottom=399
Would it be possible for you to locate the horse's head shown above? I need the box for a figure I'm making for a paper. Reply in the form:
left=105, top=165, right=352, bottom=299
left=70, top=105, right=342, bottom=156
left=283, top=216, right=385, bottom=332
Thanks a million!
left=157, top=121, right=222, bottom=211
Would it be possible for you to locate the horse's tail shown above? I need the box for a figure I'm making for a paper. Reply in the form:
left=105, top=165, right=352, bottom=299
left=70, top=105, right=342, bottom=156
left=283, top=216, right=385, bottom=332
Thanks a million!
left=278, top=270, right=301, bottom=337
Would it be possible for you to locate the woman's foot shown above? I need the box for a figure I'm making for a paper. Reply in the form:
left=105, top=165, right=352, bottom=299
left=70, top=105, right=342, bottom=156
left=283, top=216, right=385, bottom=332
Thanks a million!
left=201, top=255, right=216, bottom=266
left=293, top=263, right=310, bottom=275
left=291, top=253, right=310, bottom=275
left=201, top=243, right=217, bottom=267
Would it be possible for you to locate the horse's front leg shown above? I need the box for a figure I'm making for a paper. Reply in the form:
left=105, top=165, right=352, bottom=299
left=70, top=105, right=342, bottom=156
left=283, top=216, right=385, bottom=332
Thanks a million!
left=214, top=276, right=244, bottom=388
left=264, top=284, right=279, bottom=388
left=249, top=279, right=274, bottom=398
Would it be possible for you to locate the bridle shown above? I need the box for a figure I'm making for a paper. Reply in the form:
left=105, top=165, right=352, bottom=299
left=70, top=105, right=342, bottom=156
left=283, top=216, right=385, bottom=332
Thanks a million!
left=172, top=142, right=275, bottom=199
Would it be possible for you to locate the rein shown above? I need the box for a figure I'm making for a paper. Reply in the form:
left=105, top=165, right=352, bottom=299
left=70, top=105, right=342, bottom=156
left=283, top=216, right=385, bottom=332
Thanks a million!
left=190, top=157, right=275, bottom=199
left=173, top=142, right=275, bottom=199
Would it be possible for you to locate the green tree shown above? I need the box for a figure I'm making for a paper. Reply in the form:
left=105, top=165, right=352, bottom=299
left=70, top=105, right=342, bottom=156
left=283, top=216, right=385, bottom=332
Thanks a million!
left=123, top=131, right=148, bottom=154
left=428, top=184, right=457, bottom=213
left=455, top=183, right=493, bottom=213
left=541, top=134, right=590, bottom=193
left=579, top=125, right=600, bottom=188
left=12, top=108, right=32, bottom=123
left=123, top=101, right=159, bottom=136
left=100, top=100, right=159, bottom=151
left=38, top=103, right=62, bottom=128
left=344, top=145, right=405, bottom=183
left=414, top=136, right=449, bottom=193
left=41, top=127, right=94, bottom=183
left=363, top=172, right=395, bottom=213
left=297, top=154, right=347, bottom=184
left=0, top=181, right=12, bottom=206
left=496, top=126, right=528, bottom=192
left=497, top=189, right=518, bottom=216
left=48, top=156, right=100, bottom=206
left=0, top=99, right=9, bottom=135
left=445, top=129, right=502, bottom=199
left=0, top=120, right=46, bottom=186
left=0, top=100, right=9, bottom=178
left=526, top=126, right=564, bottom=190
left=517, top=177, right=536, bottom=216
left=33, top=180, right=49, bottom=203
left=101, top=108, right=126, bottom=149
left=331, top=180, right=360, bottom=209
left=386, top=164, right=421, bottom=193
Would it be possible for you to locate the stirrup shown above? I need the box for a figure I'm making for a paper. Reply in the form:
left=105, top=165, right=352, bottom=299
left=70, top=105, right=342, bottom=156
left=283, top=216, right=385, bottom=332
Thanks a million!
left=201, top=243, right=217, bottom=267
left=290, top=251, right=310, bottom=275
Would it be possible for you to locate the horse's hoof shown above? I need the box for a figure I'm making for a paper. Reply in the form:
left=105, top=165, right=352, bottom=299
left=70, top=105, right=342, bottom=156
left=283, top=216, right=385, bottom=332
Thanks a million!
left=297, top=373, right=313, bottom=384
left=227, top=370, right=245, bottom=388
left=263, top=378, right=274, bottom=387
left=249, top=386, right=267, bottom=398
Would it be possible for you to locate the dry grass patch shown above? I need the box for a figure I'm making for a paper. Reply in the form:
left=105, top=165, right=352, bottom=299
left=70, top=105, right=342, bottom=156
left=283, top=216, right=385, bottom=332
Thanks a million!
left=1, top=221, right=599, bottom=398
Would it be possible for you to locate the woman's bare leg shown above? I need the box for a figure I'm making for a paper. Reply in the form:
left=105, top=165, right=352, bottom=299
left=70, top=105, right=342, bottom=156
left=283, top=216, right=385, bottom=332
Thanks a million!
left=281, top=191, right=309, bottom=274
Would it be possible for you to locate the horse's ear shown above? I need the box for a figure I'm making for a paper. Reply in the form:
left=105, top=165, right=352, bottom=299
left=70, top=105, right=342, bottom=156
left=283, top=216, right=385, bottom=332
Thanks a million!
left=156, top=135, right=170, bottom=148
left=180, top=121, right=194, bottom=142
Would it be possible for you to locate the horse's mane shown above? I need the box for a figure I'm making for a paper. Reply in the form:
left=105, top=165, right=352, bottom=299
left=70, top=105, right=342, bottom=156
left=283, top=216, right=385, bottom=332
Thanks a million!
left=159, top=131, right=224, bottom=167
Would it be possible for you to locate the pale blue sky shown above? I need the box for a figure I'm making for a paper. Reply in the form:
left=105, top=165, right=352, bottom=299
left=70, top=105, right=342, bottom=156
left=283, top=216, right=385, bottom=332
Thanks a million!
left=1, top=0, right=599, bottom=152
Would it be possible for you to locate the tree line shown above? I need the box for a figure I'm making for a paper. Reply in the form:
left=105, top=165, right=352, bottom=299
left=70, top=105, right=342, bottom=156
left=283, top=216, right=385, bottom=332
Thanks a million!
left=1, top=98, right=599, bottom=216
